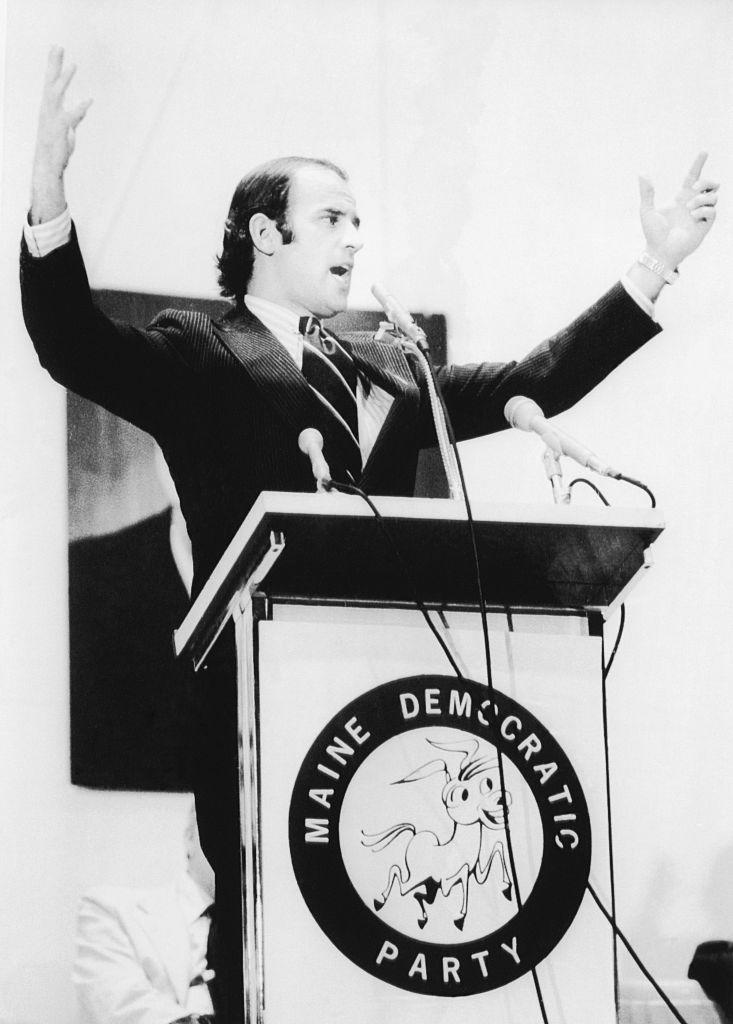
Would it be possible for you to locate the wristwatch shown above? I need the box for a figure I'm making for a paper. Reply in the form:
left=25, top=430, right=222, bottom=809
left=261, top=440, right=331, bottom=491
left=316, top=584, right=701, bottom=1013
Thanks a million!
left=637, top=251, right=679, bottom=285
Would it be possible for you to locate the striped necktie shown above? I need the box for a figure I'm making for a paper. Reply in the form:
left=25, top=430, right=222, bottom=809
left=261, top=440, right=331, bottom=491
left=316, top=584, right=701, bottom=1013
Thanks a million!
left=299, top=316, right=361, bottom=478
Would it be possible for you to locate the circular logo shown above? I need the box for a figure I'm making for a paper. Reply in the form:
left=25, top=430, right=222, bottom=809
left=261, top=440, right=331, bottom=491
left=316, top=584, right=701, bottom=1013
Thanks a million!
left=288, top=675, right=591, bottom=997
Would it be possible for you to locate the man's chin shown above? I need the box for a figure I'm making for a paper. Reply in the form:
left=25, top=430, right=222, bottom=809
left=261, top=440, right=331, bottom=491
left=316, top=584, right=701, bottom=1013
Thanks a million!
left=318, top=297, right=349, bottom=320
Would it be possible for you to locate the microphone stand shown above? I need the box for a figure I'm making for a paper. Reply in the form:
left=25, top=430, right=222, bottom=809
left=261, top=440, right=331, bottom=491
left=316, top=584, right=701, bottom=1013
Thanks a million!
left=375, top=320, right=462, bottom=500
left=543, top=447, right=571, bottom=505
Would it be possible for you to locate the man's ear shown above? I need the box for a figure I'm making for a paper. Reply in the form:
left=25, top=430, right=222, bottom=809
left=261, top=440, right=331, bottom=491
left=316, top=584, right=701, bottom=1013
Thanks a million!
left=249, top=212, right=279, bottom=257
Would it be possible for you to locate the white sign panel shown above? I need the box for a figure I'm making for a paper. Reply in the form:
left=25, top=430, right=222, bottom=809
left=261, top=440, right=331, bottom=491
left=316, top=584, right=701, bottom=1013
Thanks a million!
left=257, top=614, right=613, bottom=1023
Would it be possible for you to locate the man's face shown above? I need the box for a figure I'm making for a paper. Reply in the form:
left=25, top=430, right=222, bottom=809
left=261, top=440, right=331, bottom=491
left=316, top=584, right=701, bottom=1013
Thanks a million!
left=268, top=164, right=363, bottom=318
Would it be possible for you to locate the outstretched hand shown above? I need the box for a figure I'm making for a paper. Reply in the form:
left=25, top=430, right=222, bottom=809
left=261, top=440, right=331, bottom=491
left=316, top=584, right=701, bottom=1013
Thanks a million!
left=30, top=46, right=92, bottom=224
left=638, top=152, right=719, bottom=272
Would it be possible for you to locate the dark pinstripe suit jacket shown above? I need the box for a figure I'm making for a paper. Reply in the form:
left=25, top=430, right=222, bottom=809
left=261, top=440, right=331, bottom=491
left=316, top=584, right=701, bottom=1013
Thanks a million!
left=21, top=226, right=661, bottom=598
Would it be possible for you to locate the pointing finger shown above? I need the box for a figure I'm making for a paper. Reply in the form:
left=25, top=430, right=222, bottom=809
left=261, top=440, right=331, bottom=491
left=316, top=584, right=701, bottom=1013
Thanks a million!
left=683, top=151, right=708, bottom=189
left=638, top=175, right=655, bottom=211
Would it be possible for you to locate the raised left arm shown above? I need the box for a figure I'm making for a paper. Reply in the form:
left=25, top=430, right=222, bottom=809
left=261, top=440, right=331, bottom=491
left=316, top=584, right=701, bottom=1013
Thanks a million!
left=432, top=282, right=661, bottom=445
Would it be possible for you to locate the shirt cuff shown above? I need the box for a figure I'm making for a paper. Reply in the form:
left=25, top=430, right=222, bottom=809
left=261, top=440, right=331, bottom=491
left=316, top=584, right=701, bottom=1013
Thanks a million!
left=620, top=273, right=656, bottom=322
left=23, top=207, right=72, bottom=257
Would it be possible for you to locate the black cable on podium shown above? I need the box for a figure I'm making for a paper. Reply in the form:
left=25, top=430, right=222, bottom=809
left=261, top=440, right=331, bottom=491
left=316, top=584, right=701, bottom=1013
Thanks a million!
left=567, top=476, right=691, bottom=1024
left=327, top=470, right=550, bottom=1024
left=418, top=347, right=551, bottom=1024
left=341, top=407, right=687, bottom=1024
left=328, top=318, right=551, bottom=1022
left=327, top=480, right=463, bottom=679
left=569, top=473, right=623, bottom=1011
left=321, top=305, right=670, bottom=1023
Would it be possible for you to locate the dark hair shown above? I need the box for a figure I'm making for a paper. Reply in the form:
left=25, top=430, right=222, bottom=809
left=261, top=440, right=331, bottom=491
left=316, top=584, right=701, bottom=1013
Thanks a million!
left=216, top=156, right=348, bottom=308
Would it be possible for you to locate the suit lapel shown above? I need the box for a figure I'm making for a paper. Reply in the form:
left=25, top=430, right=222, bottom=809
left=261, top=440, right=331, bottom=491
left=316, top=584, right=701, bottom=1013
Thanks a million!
left=347, top=336, right=415, bottom=400
left=214, top=314, right=422, bottom=483
left=214, top=307, right=324, bottom=435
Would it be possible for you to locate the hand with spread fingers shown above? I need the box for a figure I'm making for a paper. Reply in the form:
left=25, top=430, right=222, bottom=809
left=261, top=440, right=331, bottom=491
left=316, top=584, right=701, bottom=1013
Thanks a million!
left=638, top=151, right=719, bottom=275
left=31, top=45, right=92, bottom=225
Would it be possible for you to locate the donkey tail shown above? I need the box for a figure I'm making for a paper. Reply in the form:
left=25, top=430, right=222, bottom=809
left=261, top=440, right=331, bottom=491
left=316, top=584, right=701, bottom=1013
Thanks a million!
left=361, top=822, right=416, bottom=851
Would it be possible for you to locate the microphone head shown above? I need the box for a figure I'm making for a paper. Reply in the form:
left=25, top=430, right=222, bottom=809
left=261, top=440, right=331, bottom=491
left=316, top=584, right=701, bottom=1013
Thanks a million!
left=371, top=282, right=394, bottom=319
left=504, top=396, right=542, bottom=431
left=298, top=427, right=324, bottom=454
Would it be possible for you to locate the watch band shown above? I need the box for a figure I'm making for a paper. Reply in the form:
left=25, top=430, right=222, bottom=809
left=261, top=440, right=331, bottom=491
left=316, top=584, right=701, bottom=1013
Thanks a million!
left=637, top=251, right=679, bottom=285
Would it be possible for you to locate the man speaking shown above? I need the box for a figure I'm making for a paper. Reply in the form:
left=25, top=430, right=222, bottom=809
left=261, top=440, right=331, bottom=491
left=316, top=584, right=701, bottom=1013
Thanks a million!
left=20, top=46, right=719, bottom=1023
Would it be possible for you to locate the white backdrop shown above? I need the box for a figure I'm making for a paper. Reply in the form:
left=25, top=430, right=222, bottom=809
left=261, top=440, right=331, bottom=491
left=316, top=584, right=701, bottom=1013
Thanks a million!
left=1, top=1, right=732, bottom=1021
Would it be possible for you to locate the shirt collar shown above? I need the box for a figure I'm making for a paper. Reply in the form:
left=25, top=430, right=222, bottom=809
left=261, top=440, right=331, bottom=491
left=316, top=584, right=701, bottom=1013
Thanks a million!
left=244, top=294, right=303, bottom=339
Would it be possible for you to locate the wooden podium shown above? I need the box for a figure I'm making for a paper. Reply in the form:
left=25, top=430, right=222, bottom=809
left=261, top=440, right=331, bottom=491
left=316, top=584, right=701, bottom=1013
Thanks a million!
left=175, top=492, right=663, bottom=1024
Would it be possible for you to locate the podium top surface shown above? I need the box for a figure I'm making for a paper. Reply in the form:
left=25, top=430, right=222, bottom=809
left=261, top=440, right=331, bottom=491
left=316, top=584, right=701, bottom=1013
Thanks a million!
left=175, top=492, right=664, bottom=661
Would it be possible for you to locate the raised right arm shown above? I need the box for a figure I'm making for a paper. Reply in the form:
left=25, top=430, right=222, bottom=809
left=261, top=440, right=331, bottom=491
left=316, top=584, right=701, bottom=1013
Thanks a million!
left=20, top=223, right=182, bottom=435
left=30, top=45, right=92, bottom=225
left=21, top=48, right=184, bottom=436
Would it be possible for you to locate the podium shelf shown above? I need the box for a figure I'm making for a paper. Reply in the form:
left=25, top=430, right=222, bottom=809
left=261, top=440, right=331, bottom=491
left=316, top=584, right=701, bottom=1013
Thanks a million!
left=175, top=492, right=664, bottom=664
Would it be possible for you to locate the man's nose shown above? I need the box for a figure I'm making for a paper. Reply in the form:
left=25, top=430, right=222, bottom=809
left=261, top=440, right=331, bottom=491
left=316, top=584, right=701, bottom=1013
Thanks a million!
left=343, top=222, right=363, bottom=252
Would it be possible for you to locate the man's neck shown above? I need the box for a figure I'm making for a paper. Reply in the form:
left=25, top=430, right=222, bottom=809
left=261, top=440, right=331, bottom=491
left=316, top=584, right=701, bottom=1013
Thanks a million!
left=245, top=280, right=312, bottom=317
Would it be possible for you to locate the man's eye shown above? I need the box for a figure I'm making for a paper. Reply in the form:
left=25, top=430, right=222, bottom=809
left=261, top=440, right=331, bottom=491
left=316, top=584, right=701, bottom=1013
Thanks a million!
left=326, top=213, right=339, bottom=225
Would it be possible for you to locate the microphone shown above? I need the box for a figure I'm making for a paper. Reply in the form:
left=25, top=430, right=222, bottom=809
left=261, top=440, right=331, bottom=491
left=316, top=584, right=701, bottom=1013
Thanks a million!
left=371, top=283, right=429, bottom=352
left=504, top=396, right=621, bottom=479
left=298, top=428, right=333, bottom=492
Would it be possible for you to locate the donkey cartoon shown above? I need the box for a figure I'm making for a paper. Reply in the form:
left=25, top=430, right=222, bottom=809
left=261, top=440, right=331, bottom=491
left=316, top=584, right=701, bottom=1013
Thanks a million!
left=362, top=738, right=513, bottom=931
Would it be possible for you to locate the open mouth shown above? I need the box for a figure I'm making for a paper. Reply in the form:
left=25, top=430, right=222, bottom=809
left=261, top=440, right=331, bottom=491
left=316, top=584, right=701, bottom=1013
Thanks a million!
left=330, top=265, right=351, bottom=277
left=480, top=807, right=507, bottom=829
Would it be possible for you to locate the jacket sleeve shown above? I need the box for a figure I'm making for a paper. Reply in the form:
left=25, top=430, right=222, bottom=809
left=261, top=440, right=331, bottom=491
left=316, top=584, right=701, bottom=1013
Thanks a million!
left=431, top=283, right=662, bottom=444
left=19, top=225, right=185, bottom=437
left=73, top=892, right=188, bottom=1024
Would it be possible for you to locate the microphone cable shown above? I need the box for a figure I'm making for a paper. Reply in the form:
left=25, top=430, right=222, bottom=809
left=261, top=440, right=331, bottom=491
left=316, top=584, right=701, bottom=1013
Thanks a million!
left=332, top=462, right=683, bottom=1024
left=325, top=479, right=463, bottom=678
left=328, top=475, right=548, bottom=1023
left=364, top=308, right=535, bottom=985
left=405, top=345, right=551, bottom=1024
left=568, top=476, right=611, bottom=507
left=569, top=474, right=657, bottom=510
left=617, top=475, right=657, bottom=508
left=566, top=478, right=627, bottom=676
left=567, top=478, right=690, bottom=1024
left=587, top=883, right=691, bottom=1024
